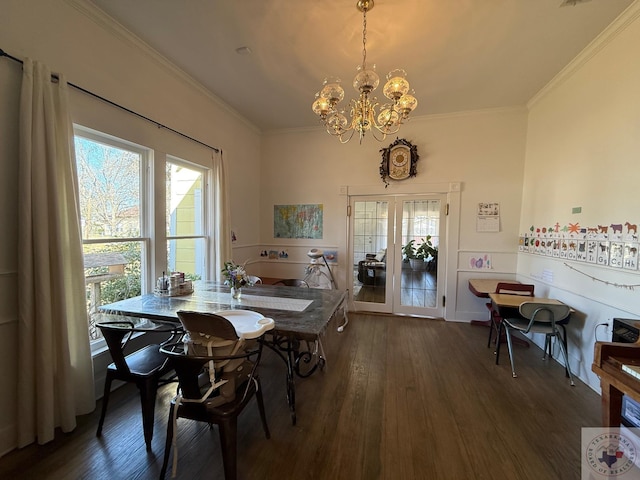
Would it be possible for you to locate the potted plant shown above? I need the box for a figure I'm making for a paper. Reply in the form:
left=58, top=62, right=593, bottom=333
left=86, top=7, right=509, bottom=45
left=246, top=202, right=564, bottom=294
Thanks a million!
left=402, top=240, right=416, bottom=265
left=426, top=244, right=438, bottom=272
left=403, top=236, right=433, bottom=271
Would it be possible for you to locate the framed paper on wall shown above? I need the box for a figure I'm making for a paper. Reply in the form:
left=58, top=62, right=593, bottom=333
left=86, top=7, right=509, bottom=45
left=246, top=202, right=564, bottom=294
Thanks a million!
left=273, top=204, right=323, bottom=239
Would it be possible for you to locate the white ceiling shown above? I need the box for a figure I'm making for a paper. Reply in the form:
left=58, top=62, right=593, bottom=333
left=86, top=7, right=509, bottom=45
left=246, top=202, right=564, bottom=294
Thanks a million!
left=87, top=0, right=634, bottom=132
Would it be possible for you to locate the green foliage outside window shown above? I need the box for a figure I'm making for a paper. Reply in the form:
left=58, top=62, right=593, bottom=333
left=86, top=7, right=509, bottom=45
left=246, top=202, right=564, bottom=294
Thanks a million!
left=84, top=242, right=142, bottom=303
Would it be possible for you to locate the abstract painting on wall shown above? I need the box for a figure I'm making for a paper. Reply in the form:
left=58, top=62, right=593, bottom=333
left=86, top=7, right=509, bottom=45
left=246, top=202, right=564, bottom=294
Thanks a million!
left=274, top=204, right=323, bottom=239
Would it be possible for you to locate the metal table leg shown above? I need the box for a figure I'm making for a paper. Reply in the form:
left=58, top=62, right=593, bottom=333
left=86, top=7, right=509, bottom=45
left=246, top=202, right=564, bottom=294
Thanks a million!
left=264, top=334, right=326, bottom=425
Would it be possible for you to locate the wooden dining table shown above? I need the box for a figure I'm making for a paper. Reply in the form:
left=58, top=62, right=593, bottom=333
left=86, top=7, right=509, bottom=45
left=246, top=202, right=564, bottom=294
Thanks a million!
left=468, top=279, right=520, bottom=298
left=468, top=278, right=520, bottom=326
left=488, top=293, right=567, bottom=310
left=99, top=281, right=349, bottom=425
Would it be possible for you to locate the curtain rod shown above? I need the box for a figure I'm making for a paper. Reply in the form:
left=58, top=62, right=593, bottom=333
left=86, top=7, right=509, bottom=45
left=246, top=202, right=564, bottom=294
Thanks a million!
left=0, top=48, right=220, bottom=153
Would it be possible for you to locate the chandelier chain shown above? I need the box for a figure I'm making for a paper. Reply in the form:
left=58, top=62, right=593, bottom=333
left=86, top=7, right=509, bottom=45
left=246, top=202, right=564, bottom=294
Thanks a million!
left=362, top=9, right=368, bottom=68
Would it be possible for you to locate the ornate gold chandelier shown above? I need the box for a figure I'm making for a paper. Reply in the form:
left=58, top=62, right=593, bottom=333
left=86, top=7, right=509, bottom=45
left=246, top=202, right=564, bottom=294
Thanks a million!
left=311, top=0, right=418, bottom=144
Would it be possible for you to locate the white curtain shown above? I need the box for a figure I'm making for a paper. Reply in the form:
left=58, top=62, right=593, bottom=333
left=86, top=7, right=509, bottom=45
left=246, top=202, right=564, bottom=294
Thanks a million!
left=212, top=149, right=232, bottom=280
left=17, top=59, right=95, bottom=447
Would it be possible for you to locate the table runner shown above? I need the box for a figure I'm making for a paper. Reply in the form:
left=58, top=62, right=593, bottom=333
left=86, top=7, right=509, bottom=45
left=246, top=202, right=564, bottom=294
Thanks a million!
left=193, top=290, right=312, bottom=312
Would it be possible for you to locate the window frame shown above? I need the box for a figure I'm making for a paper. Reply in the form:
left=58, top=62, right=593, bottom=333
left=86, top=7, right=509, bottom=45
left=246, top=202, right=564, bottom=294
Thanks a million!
left=74, top=125, right=153, bottom=352
left=164, top=155, right=211, bottom=281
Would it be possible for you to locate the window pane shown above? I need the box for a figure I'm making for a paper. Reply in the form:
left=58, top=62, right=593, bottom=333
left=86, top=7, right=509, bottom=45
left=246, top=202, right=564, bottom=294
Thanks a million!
left=75, top=137, right=141, bottom=239
left=400, top=199, right=440, bottom=309
left=166, top=162, right=203, bottom=237
left=83, top=242, right=143, bottom=340
left=75, top=131, right=146, bottom=345
left=401, top=199, right=440, bottom=248
left=168, top=238, right=205, bottom=281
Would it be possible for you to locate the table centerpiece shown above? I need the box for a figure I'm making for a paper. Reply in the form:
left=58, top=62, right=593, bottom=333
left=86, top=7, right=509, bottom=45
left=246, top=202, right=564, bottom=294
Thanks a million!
left=222, top=260, right=254, bottom=299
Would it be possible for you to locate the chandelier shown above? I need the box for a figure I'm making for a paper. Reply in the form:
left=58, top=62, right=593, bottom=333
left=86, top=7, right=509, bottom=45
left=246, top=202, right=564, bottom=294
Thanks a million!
left=311, top=0, right=418, bottom=144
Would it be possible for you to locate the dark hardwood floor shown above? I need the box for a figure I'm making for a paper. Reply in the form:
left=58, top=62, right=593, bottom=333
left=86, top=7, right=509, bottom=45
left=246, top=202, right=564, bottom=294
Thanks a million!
left=354, top=268, right=437, bottom=307
left=0, top=313, right=602, bottom=479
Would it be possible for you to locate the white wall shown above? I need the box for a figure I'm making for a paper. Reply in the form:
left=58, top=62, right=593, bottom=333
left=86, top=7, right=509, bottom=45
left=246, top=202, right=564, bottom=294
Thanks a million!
left=0, top=0, right=262, bottom=456
left=259, top=107, right=528, bottom=317
left=518, top=3, right=640, bottom=391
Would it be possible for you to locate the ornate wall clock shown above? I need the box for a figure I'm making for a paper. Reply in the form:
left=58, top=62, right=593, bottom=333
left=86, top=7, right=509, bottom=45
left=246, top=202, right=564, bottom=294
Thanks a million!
left=379, top=138, right=419, bottom=186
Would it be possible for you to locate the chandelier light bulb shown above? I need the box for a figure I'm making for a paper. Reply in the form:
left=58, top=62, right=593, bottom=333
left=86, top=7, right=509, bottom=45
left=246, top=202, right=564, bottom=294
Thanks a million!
left=312, top=94, right=331, bottom=118
left=383, top=69, right=410, bottom=101
left=396, top=91, right=418, bottom=117
left=327, top=112, right=348, bottom=133
left=353, top=64, right=379, bottom=94
left=320, top=78, right=345, bottom=105
left=377, top=107, right=400, bottom=130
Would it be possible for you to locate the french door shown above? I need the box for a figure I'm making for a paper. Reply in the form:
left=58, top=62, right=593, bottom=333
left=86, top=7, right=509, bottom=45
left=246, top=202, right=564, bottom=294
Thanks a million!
left=350, top=195, right=446, bottom=317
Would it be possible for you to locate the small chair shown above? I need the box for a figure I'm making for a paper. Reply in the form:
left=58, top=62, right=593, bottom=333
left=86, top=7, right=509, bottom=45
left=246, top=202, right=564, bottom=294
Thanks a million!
left=499, top=302, right=574, bottom=385
left=274, top=279, right=309, bottom=288
left=96, top=319, right=178, bottom=450
left=159, top=311, right=270, bottom=480
left=357, top=249, right=386, bottom=286
left=487, top=282, right=535, bottom=350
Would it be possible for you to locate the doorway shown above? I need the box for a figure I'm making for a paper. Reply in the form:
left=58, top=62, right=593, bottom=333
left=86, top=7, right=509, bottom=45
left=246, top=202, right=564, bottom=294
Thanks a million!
left=350, top=194, right=446, bottom=317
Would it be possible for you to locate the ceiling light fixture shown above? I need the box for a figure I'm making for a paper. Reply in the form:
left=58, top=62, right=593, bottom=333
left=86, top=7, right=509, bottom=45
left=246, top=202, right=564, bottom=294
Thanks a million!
left=311, top=0, right=418, bottom=144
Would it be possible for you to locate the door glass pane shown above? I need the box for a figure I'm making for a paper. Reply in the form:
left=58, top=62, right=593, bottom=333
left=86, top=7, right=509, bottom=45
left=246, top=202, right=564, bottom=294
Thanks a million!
left=400, top=199, right=440, bottom=308
left=352, top=200, right=388, bottom=304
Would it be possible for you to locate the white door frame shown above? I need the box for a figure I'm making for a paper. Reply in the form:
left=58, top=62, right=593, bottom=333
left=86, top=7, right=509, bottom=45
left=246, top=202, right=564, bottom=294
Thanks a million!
left=392, top=194, right=447, bottom=317
left=345, top=182, right=461, bottom=320
left=349, top=196, right=394, bottom=314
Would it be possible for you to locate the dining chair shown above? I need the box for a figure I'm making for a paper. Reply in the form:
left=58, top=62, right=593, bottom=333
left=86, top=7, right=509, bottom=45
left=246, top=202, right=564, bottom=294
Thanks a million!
left=96, top=319, right=180, bottom=450
left=159, top=311, right=270, bottom=480
left=487, top=282, right=535, bottom=350
left=499, top=301, right=574, bottom=385
left=247, top=275, right=262, bottom=284
left=274, top=278, right=309, bottom=287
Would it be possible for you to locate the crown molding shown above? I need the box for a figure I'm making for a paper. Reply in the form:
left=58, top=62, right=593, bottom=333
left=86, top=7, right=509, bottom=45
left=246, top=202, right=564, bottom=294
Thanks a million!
left=528, top=0, right=640, bottom=109
left=412, top=105, right=528, bottom=121
left=63, top=0, right=260, bottom=135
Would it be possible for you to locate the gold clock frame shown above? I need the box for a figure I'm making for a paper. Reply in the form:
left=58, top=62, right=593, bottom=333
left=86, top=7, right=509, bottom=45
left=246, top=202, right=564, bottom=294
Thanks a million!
left=379, top=138, right=419, bottom=186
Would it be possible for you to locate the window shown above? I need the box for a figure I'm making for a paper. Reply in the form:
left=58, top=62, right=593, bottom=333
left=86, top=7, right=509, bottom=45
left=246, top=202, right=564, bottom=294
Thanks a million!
left=166, top=158, right=208, bottom=281
left=74, top=125, right=215, bottom=349
left=75, top=127, right=150, bottom=342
